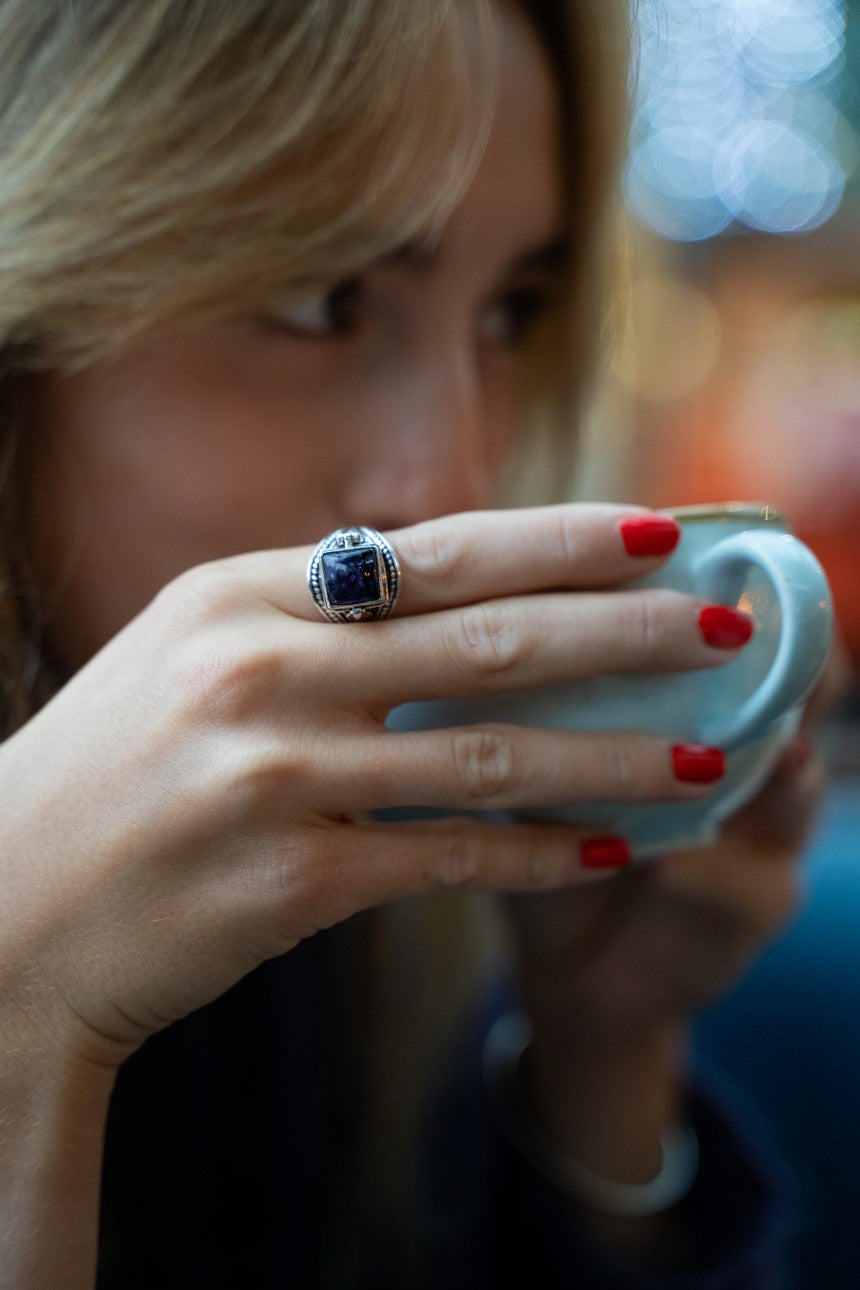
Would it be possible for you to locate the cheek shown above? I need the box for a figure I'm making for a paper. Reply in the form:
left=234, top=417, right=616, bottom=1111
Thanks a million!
left=143, top=391, right=319, bottom=537
left=23, top=352, right=338, bottom=663
left=47, top=348, right=331, bottom=552
left=480, top=354, right=528, bottom=465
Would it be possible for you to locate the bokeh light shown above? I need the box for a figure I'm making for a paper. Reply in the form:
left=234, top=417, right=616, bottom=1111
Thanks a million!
left=626, top=0, right=857, bottom=240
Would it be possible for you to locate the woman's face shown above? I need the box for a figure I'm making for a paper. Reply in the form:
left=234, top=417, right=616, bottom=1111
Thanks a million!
left=25, top=5, right=564, bottom=667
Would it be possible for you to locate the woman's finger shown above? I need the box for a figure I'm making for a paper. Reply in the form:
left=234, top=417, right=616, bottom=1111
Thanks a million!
left=229, top=503, right=681, bottom=620
left=273, top=816, right=629, bottom=936
left=304, top=727, right=724, bottom=814
left=190, top=578, right=747, bottom=710
left=296, top=588, right=748, bottom=707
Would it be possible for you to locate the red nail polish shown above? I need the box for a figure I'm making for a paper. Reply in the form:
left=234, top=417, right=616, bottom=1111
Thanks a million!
left=619, top=514, right=681, bottom=557
left=698, top=605, right=754, bottom=649
left=671, top=744, right=726, bottom=784
left=581, top=836, right=631, bottom=869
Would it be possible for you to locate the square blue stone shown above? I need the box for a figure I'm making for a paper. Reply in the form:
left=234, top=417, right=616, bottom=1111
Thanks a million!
left=321, top=547, right=381, bottom=607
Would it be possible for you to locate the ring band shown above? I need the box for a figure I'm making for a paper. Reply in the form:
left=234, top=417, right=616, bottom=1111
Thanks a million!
left=307, top=526, right=401, bottom=622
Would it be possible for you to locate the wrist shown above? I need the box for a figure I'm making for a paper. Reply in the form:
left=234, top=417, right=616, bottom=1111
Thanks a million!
left=0, top=1048, right=115, bottom=1287
left=483, top=1012, right=701, bottom=1271
left=485, top=1014, right=695, bottom=1204
left=523, top=1011, right=688, bottom=1186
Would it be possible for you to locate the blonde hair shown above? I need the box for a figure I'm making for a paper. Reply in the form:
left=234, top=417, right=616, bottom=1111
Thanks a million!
left=0, top=0, right=496, bottom=363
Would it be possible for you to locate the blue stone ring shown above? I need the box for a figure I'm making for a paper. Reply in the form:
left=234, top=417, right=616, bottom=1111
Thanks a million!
left=307, top=526, right=402, bottom=623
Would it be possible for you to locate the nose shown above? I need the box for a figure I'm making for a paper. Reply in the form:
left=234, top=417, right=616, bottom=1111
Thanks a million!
left=342, top=348, right=503, bottom=529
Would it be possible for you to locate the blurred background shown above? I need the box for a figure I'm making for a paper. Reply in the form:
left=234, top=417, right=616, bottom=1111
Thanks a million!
left=622, top=0, right=858, bottom=674
left=588, top=0, right=859, bottom=684
left=597, top=3, right=860, bottom=1283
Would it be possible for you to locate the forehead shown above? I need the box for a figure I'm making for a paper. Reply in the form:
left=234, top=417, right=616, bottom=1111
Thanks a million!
left=438, top=4, right=563, bottom=264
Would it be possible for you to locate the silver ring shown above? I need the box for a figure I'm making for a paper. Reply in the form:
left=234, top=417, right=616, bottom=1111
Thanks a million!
left=307, top=526, right=401, bottom=622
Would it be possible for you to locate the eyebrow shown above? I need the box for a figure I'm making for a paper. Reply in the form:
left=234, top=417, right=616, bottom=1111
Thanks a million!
left=380, top=234, right=570, bottom=277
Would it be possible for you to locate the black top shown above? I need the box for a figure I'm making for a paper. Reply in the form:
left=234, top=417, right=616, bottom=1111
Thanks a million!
left=96, top=934, right=784, bottom=1289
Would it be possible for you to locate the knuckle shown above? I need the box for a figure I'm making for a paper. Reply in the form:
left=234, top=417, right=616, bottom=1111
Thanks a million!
left=624, top=592, right=662, bottom=657
left=397, top=518, right=466, bottom=585
left=553, top=507, right=587, bottom=567
left=602, top=734, right=635, bottom=794
left=454, top=602, right=528, bottom=676
left=451, top=725, right=518, bottom=801
left=223, top=742, right=310, bottom=809
left=153, top=560, right=245, bottom=625
left=432, top=826, right=483, bottom=889
left=182, top=743, right=313, bottom=844
left=179, top=640, right=299, bottom=726
left=621, top=590, right=679, bottom=662
left=262, top=827, right=344, bottom=934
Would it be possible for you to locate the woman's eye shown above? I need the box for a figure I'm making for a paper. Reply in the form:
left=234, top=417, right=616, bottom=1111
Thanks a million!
left=261, top=277, right=363, bottom=338
left=479, top=286, right=557, bottom=348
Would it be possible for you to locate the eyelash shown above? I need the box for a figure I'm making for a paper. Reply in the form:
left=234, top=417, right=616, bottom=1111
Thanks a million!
left=480, top=287, right=557, bottom=347
left=261, top=278, right=556, bottom=347
left=261, top=278, right=363, bottom=339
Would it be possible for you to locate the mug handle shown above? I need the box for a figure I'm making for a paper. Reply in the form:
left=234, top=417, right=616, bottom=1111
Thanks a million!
left=694, top=530, right=833, bottom=749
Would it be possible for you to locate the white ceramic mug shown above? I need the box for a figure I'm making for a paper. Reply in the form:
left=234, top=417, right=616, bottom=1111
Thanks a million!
left=387, top=504, right=834, bottom=857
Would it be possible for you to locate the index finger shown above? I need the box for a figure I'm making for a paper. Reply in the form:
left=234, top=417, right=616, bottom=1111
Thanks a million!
left=239, top=503, right=681, bottom=620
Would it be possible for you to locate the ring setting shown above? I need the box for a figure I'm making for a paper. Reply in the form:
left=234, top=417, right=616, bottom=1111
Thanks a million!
left=307, top=526, right=401, bottom=622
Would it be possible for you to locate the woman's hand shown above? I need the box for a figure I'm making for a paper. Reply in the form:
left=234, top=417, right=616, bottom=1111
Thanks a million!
left=0, top=504, right=744, bottom=1073
left=508, top=646, right=845, bottom=1246
left=513, top=739, right=821, bottom=1045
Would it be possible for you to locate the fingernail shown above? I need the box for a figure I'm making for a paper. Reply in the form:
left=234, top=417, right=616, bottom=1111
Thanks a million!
left=619, top=514, right=681, bottom=557
left=698, top=605, right=754, bottom=649
left=581, top=836, right=631, bottom=869
left=672, top=743, right=726, bottom=783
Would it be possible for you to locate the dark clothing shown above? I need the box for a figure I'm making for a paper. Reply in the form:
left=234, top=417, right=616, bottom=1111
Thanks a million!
left=97, top=935, right=784, bottom=1288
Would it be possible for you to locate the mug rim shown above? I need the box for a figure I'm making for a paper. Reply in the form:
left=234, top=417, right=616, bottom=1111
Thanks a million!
left=667, top=501, right=789, bottom=526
